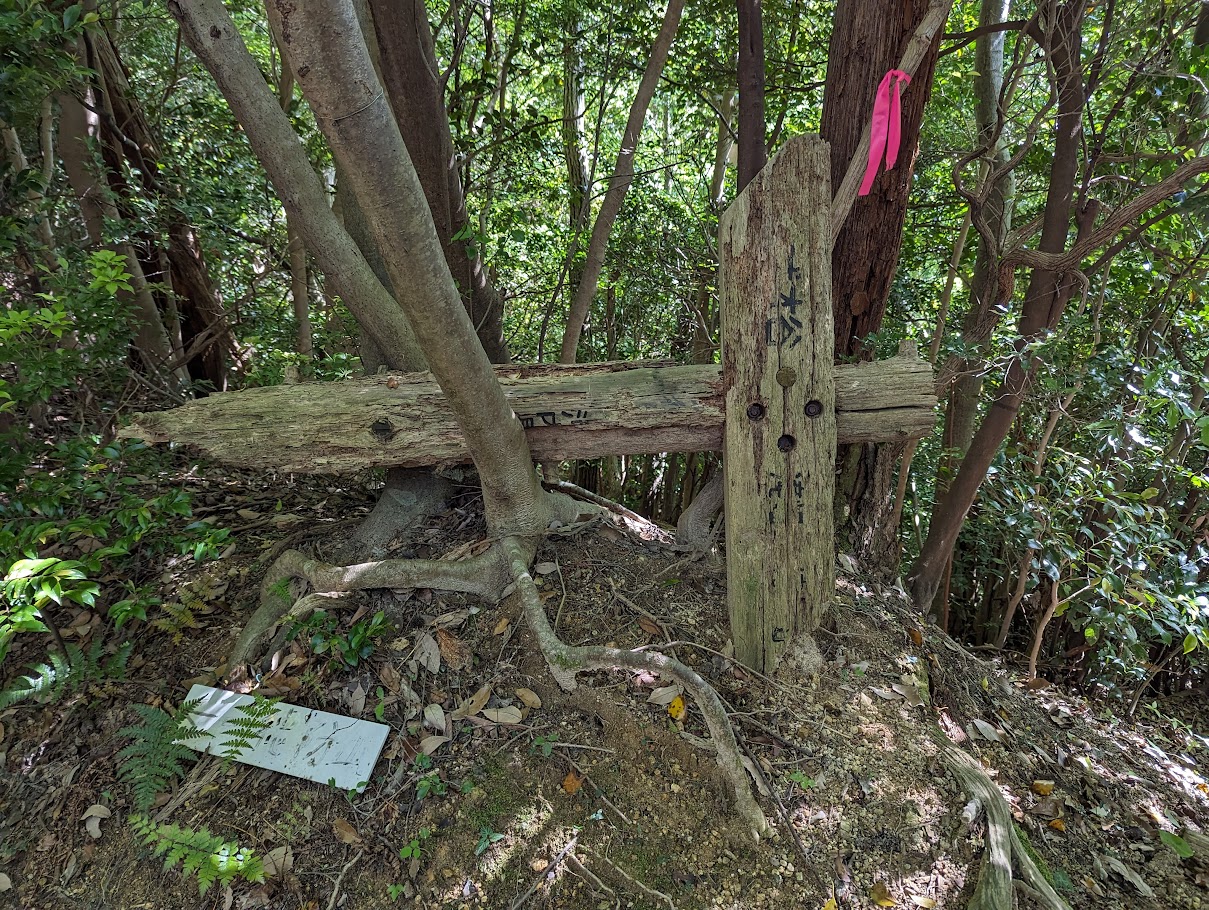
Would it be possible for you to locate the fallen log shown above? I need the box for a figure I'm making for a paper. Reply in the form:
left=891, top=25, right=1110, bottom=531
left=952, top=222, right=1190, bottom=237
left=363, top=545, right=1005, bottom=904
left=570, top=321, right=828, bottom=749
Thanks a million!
left=122, top=353, right=935, bottom=474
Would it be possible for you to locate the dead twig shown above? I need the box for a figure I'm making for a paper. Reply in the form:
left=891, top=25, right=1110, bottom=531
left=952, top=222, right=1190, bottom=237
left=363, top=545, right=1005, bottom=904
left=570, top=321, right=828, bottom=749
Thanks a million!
left=508, top=834, right=580, bottom=910
left=324, top=849, right=364, bottom=910
left=581, top=846, right=676, bottom=909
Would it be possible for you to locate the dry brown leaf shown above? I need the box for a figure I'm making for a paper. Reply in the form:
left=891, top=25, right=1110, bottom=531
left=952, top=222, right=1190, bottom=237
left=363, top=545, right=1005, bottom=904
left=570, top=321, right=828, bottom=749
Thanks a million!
left=492, top=616, right=511, bottom=635
left=423, top=703, right=445, bottom=732
left=870, top=686, right=903, bottom=701
left=907, top=627, right=923, bottom=646
left=263, top=845, right=293, bottom=878
left=418, top=735, right=450, bottom=755
left=891, top=683, right=925, bottom=707
left=482, top=706, right=523, bottom=724
left=637, top=616, right=662, bottom=636
left=533, top=562, right=558, bottom=575
left=452, top=685, right=492, bottom=720
left=909, top=898, right=937, bottom=909
left=971, top=718, right=1002, bottom=742
left=1032, top=779, right=1056, bottom=796
left=668, top=695, right=687, bottom=722
left=0, top=873, right=10, bottom=892
left=647, top=685, right=682, bottom=706
left=436, top=628, right=471, bottom=671
left=379, top=662, right=403, bottom=694
left=332, top=818, right=362, bottom=845
left=414, top=632, right=440, bottom=673
left=870, top=881, right=896, bottom=906
left=530, top=858, right=549, bottom=873
left=515, top=688, right=542, bottom=709
left=561, top=770, right=585, bottom=795
left=1048, top=818, right=1067, bottom=832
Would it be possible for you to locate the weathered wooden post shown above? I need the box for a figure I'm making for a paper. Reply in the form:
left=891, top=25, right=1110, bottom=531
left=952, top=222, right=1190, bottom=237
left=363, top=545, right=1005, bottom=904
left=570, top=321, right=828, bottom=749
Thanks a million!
left=720, top=135, right=834, bottom=673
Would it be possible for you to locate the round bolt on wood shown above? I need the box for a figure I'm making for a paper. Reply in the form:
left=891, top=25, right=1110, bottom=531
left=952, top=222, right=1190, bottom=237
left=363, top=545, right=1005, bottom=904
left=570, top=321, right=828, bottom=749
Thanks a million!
left=777, top=434, right=796, bottom=452
left=804, top=399, right=823, bottom=418
left=746, top=402, right=766, bottom=420
left=776, top=367, right=798, bottom=388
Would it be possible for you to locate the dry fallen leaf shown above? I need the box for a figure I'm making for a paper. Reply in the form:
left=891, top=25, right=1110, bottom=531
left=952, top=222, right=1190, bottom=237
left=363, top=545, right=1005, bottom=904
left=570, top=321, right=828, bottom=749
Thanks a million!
left=530, top=858, right=549, bottom=873
left=668, top=695, right=687, bottom=722
left=0, top=873, right=10, bottom=892
left=822, top=899, right=838, bottom=910
left=637, top=616, right=662, bottom=636
left=647, top=685, right=682, bottom=706
left=907, top=627, right=923, bottom=646
left=1048, top=818, right=1067, bottom=832
left=263, top=845, right=293, bottom=878
left=533, top=562, right=558, bottom=575
left=561, top=770, right=585, bottom=795
left=891, top=682, right=925, bottom=707
left=971, top=718, right=1002, bottom=742
left=419, top=735, right=450, bottom=756
left=82, top=805, right=111, bottom=840
left=515, top=688, right=542, bottom=709
left=909, top=898, right=937, bottom=909
left=870, top=881, right=896, bottom=906
left=482, top=706, right=523, bottom=725
left=423, top=703, right=446, bottom=732
left=870, top=686, right=903, bottom=701
left=1032, top=779, right=1056, bottom=796
left=452, top=685, right=492, bottom=720
left=333, top=818, right=361, bottom=845
left=435, top=628, right=471, bottom=671
left=492, top=616, right=511, bottom=636
left=414, top=632, right=441, bottom=673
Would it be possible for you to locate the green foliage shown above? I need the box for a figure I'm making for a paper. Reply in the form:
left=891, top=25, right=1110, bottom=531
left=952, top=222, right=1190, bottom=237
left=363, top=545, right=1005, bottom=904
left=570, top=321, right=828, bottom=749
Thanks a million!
left=288, top=609, right=389, bottom=668
left=530, top=732, right=559, bottom=758
left=474, top=825, right=505, bottom=857
left=398, top=827, right=431, bottom=862
left=130, top=815, right=265, bottom=895
left=0, top=639, right=130, bottom=708
left=218, top=696, right=280, bottom=766
left=1159, top=830, right=1195, bottom=859
left=118, top=700, right=208, bottom=813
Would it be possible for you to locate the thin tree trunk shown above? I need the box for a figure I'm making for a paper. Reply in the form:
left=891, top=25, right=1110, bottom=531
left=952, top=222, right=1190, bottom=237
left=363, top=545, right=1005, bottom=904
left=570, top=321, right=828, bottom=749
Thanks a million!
left=559, top=0, right=686, bottom=364
left=1, top=119, right=58, bottom=270
left=736, top=0, right=766, bottom=192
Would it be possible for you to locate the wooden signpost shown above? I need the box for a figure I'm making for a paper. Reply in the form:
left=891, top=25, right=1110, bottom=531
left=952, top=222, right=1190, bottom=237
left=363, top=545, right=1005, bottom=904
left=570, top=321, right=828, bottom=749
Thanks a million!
left=124, top=134, right=931, bottom=676
left=720, top=136, right=833, bottom=672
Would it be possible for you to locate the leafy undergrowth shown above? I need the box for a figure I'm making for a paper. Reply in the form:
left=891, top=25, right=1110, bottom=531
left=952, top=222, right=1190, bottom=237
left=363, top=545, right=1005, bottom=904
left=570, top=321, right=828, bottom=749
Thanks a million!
left=1, top=471, right=1208, bottom=909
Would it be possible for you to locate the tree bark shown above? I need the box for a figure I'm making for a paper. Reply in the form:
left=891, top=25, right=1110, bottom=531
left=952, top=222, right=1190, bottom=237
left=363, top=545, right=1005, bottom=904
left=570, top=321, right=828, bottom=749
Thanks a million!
left=256, top=0, right=545, bottom=534
left=559, top=0, right=686, bottom=364
left=736, top=0, right=766, bottom=192
left=910, top=2, right=1089, bottom=612
left=368, top=0, right=509, bottom=363
left=820, top=0, right=946, bottom=570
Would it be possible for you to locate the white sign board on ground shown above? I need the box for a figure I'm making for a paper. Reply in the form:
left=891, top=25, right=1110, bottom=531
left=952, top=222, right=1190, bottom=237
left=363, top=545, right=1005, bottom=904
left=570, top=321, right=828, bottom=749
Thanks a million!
left=178, top=685, right=390, bottom=791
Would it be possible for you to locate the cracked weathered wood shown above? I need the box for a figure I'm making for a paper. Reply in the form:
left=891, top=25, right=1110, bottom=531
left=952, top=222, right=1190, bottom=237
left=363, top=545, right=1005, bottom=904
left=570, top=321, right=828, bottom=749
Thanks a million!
left=721, top=135, right=834, bottom=673
left=121, top=356, right=933, bottom=472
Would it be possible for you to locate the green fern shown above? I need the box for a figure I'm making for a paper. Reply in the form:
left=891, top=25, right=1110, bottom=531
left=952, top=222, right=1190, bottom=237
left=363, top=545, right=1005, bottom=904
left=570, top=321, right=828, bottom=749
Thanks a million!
left=118, top=699, right=208, bottom=812
left=0, top=639, right=130, bottom=708
left=151, top=599, right=198, bottom=644
left=219, top=695, right=280, bottom=766
left=130, top=815, right=265, bottom=895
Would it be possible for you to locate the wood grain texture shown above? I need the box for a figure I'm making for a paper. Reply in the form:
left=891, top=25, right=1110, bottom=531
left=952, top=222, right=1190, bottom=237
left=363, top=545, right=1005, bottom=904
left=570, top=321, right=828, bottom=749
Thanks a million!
left=721, top=135, right=835, bottom=673
left=122, top=356, right=933, bottom=472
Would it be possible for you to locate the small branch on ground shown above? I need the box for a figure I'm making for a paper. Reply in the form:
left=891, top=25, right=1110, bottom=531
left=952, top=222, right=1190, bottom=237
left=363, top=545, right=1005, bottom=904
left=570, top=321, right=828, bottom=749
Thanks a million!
left=580, top=846, right=676, bottom=909
left=324, top=849, right=364, bottom=910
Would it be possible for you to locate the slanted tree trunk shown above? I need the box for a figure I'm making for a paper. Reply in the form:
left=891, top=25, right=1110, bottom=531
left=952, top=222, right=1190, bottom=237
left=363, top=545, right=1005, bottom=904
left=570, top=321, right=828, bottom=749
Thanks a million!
left=821, top=0, right=946, bottom=573
left=368, top=0, right=510, bottom=363
left=559, top=0, right=686, bottom=364
left=911, top=2, right=1088, bottom=612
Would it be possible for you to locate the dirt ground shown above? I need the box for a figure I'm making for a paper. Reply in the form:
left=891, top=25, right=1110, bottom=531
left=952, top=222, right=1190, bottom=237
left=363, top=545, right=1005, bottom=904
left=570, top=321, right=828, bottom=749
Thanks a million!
left=1, top=471, right=1208, bottom=910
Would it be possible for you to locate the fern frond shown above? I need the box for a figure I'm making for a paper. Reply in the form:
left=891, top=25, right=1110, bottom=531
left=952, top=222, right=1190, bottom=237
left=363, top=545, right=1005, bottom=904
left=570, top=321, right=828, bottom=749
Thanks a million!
left=151, top=600, right=198, bottom=644
left=219, top=695, right=280, bottom=766
left=0, top=639, right=128, bottom=708
left=118, top=699, right=209, bottom=812
left=130, top=815, right=265, bottom=896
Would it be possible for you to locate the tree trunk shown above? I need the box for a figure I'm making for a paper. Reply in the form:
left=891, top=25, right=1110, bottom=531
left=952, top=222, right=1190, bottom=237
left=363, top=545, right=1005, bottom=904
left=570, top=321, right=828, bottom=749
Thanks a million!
left=820, top=0, right=945, bottom=571
left=736, top=0, right=766, bottom=192
left=911, top=2, right=1088, bottom=612
left=559, top=0, right=686, bottom=363
left=368, top=0, right=510, bottom=363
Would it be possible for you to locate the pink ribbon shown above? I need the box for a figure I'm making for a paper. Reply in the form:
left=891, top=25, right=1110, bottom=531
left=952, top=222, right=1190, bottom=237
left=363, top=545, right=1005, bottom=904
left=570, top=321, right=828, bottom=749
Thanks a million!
left=859, top=69, right=911, bottom=197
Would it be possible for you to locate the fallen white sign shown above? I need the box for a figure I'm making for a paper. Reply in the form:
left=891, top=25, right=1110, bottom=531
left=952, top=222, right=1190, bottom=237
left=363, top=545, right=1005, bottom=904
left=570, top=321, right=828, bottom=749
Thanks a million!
left=178, top=685, right=390, bottom=791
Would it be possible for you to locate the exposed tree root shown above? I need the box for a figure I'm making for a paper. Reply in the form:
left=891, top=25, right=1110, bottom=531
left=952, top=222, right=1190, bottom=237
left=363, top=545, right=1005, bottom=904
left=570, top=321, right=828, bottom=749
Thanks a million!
left=938, top=739, right=1072, bottom=910
left=500, top=536, right=770, bottom=838
left=222, top=491, right=767, bottom=837
left=675, top=473, right=723, bottom=551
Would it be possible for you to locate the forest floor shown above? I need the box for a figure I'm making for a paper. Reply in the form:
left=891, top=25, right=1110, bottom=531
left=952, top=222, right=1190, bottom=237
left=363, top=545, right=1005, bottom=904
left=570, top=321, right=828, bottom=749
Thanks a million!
left=1, top=464, right=1208, bottom=910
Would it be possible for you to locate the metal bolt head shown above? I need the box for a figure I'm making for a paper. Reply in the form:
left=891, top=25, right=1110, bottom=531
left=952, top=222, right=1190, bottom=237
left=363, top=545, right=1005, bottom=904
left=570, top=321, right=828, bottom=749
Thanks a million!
left=747, top=402, right=765, bottom=420
left=804, top=400, right=823, bottom=418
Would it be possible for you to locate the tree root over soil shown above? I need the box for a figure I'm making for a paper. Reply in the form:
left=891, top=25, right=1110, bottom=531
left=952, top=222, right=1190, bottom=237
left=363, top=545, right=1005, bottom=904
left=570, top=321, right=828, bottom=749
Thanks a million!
left=223, top=497, right=769, bottom=838
left=937, top=738, right=1072, bottom=910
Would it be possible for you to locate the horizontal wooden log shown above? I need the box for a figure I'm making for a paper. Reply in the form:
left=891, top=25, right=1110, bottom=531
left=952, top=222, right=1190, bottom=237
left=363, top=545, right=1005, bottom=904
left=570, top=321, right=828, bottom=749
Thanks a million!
left=121, top=354, right=935, bottom=474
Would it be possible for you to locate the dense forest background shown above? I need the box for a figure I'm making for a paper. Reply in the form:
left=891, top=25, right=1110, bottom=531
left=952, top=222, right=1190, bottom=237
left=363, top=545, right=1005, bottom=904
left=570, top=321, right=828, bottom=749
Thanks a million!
left=3, top=0, right=1209, bottom=712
